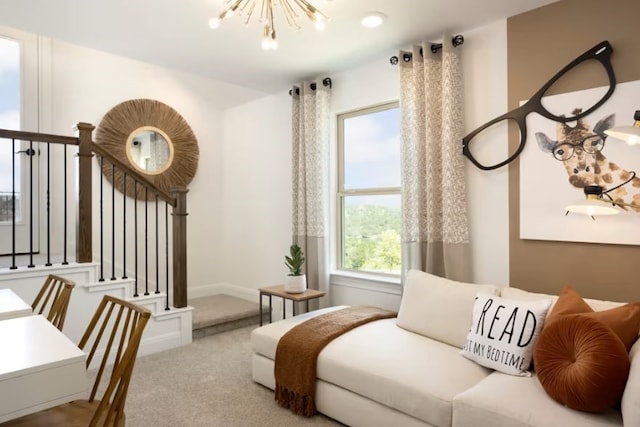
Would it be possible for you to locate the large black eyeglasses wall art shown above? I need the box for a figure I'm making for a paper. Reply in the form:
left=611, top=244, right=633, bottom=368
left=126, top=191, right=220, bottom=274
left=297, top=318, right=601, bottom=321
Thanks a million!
left=461, top=40, right=616, bottom=171
left=463, top=38, right=640, bottom=247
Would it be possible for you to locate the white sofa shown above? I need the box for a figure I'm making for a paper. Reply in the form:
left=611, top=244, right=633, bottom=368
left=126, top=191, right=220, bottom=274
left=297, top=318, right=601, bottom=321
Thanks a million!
left=251, top=270, right=638, bottom=427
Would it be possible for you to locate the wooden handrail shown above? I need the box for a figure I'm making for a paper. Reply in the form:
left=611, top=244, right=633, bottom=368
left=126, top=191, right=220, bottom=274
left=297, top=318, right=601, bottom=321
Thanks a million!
left=0, top=128, right=79, bottom=145
left=0, top=125, right=177, bottom=207
left=90, top=142, right=177, bottom=206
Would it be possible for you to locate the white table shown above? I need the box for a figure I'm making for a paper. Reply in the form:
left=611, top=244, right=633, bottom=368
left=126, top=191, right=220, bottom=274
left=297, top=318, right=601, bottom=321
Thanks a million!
left=0, top=315, right=88, bottom=422
left=0, top=288, right=32, bottom=320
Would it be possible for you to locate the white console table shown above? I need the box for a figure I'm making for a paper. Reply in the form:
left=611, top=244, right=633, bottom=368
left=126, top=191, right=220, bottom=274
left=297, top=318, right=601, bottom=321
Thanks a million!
left=0, top=288, right=32, bottom=320
left=0, top=315, right=88, bottom=422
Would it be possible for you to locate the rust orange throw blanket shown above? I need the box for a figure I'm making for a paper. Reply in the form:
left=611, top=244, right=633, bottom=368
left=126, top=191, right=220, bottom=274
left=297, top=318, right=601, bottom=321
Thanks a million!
left=274, top=306, right=397, bottom=416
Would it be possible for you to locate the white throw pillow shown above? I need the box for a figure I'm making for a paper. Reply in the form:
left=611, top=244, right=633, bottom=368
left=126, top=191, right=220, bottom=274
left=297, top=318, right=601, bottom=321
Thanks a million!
left=460, top=293, right=552, bottom=376
left=396, top=269, right=500, bottom=348
left=501, top=286, right=625, bottom=313
left=500, top=287, right=558, bottom=303
left=622, top=339, right=640, bottom=426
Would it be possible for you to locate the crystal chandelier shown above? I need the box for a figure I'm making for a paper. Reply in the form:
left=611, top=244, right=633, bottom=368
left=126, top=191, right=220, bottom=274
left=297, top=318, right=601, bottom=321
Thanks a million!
left=209, top=0, right=328, bottom=50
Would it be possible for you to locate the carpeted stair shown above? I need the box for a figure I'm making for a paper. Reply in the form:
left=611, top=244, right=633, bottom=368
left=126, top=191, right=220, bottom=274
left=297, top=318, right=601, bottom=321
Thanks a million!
left=190, top=294, right=268, bottom=339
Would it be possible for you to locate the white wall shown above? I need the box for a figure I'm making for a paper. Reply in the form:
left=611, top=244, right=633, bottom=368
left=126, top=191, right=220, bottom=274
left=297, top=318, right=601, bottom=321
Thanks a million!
left=461, top=21, right=510, bottom=287
left=195, top=92, right=293, bottom=293
left=185, top=91, right=294, bottom=318
left=214, top=21, right=511, bottom=311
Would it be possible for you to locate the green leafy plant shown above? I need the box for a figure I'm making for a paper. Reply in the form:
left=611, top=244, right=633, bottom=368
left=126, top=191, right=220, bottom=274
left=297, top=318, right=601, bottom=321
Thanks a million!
left=284, top=243, right=305, bottom=276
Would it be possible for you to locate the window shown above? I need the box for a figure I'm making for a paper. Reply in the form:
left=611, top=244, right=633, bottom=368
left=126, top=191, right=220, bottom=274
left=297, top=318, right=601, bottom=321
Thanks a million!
left=337, top=102, right=401, bottom=276
left=0, top=27, right=41, bottom=255
left=0, top=35, right=21, bottom=222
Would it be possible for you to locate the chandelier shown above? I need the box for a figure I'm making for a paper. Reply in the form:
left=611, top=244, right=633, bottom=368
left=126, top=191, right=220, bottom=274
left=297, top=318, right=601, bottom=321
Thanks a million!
left=209, top=0, right=328, bottom=50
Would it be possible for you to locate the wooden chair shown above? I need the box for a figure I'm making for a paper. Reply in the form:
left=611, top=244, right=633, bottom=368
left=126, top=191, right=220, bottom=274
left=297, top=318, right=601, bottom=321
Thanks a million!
left=3, top=295, right=151, bottom=427
left=31, top=274, right=75, bottom=331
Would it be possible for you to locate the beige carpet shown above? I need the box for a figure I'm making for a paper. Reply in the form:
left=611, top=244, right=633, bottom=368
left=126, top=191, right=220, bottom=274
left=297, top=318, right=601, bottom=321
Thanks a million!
left=190, top=294, right=262, bottom=329
left=190, top=294, right=267, bottom=339
left=123, top=325, right=344, bottom=427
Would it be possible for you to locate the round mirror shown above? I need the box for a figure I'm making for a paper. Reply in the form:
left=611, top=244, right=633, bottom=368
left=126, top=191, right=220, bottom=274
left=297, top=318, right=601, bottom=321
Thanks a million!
left=126, top=126, right=174, bottom=175
left=95, top=99, right=199, bottom=201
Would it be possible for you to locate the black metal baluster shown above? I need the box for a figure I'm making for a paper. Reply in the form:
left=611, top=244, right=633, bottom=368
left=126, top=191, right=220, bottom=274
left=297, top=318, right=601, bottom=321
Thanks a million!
left=10, top=139, right=16, bottom=270
left=165, top=201, right=169, bottom=310
left=99, top=156, right=104, bottom=281
left=134, top=180, right=139, bottom=297
left=62, top=144, right=68, bottom=265
left=28, top=139, right=34, bottom=268
left=111, top=163, right=116, bottom=280
left=45, top=142, right=51, bottom=266
left=144, top=187, right=149, bottom=296
left=155, top=194, right=159, bottom=294
left=122, top=173, right=127, bottom=279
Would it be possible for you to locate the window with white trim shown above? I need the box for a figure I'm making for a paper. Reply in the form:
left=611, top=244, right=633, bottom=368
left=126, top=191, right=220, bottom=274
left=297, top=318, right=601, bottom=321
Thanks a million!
left=0, top=35, right=21, bottom=221
left=0, top=27, right=40, bottom=250
left=337, top=102, right=401, bottom=276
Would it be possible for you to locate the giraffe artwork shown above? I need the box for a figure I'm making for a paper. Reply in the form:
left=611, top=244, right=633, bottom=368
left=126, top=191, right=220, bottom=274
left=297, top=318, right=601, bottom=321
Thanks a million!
left=535, top=110, right=640, bottom=212
left=519, top=80, right=640, bottom=246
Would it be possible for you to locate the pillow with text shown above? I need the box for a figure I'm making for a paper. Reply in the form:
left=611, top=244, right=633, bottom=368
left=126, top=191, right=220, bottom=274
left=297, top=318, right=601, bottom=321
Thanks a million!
left=460, top=293, right=552, bottom=376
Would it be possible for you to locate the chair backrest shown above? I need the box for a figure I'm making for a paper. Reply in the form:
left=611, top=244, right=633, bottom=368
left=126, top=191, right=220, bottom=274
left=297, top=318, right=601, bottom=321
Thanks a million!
left=31, top=274, right=75, bottom=331
left=79, top=295, right=151, bottom=427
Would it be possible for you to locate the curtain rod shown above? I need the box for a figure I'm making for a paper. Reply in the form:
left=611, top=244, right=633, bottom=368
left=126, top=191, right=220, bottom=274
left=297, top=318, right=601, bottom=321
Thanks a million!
left=389, top=35, right=464, bottom=65
left=289, top=77, right=332, bottom=96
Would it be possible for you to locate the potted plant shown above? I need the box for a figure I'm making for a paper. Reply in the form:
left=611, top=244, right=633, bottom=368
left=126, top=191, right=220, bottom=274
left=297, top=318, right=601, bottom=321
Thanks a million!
left=284, top=243, right=306, bottom=293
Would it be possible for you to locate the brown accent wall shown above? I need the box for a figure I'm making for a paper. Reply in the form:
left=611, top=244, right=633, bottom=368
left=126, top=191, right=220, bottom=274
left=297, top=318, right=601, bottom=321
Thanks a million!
left=507, top=0, right=640, bottom=301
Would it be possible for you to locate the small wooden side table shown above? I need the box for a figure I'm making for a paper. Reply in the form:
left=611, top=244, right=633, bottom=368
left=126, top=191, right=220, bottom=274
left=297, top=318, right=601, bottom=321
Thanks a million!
left=258, top=285, right=326, bottom=326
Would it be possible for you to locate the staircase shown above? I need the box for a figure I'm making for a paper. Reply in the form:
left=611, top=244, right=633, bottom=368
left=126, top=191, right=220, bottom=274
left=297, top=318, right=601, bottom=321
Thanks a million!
left=0, top=123, right=195, bottom=357
left=0, top=124, right=272, bottom=356
left=0, top=262, right=193, bottom=356
left=190, top=294, right=267, bottom=339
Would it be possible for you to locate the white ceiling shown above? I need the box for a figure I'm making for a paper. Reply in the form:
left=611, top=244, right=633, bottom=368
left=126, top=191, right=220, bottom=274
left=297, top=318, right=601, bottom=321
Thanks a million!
left=0, top=0, right=559, bottom=94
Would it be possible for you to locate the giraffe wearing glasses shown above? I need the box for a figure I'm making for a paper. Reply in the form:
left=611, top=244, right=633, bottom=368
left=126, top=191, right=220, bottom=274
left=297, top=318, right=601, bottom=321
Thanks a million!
left=535, top=110, right=640, bottom=211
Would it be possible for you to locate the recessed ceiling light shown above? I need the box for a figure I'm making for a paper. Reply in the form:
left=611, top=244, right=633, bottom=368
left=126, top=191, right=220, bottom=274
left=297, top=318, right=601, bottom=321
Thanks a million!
left=361, top=12, right=386, bottom=28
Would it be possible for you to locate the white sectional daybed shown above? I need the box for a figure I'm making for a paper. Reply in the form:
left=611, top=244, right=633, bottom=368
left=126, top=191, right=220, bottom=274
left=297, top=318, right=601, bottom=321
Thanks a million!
left=251, top=269, right=640, bottom=427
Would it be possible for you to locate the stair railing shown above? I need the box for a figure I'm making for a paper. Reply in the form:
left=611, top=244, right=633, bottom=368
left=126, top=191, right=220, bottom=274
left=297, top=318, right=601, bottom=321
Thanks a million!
left=0, top=123, right=189, bottom=309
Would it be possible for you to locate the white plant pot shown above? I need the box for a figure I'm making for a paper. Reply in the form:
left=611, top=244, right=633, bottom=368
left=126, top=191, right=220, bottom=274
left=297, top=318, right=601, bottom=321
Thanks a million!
left=284, top=274, right=307, bottom=294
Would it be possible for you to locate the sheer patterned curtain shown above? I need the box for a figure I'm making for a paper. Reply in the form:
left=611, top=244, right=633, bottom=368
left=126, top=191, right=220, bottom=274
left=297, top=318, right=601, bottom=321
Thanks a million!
left=291, top=78, right=331, bottom=305
left=399, top=38, right=471, bottom=282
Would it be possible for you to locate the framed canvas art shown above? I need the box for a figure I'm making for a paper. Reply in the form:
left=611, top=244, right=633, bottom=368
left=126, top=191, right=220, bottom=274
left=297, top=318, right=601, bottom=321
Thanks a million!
left=520, top=80, right=640, bottom=245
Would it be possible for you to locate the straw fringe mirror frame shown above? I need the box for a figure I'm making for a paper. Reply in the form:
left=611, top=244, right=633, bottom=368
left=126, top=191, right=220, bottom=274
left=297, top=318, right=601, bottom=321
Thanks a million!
left=95, top=99, right=199, bottom=201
